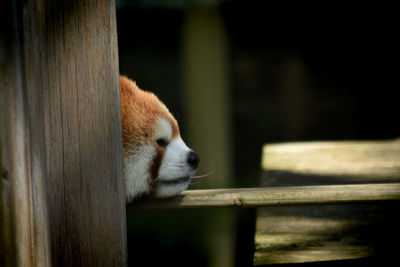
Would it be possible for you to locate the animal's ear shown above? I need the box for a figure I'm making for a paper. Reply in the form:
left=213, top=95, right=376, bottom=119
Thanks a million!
left=120, top=75, right=138, bottom=95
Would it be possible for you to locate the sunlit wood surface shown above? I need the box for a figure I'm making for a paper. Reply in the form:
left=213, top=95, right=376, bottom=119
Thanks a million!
left=255, top=140, right=400, bottom=265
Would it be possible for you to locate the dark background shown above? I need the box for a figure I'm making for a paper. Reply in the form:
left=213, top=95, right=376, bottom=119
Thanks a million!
left=117, top=1, right=399, bottom=266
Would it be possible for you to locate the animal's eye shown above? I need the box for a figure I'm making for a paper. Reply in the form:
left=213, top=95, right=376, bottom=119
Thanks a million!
left=156, top=138, right=168, bottom=147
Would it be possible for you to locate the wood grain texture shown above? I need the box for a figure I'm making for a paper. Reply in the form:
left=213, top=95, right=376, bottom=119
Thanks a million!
left=254, top=204, right=378, bottom=265
left=255, top=140, right=400, bottom=265
left=1, top=1, right=51, bottom=266
left=262, top=140, right=400, bottom=186
left=2, top=0, right=126, bottom=266
left=35, top=0, right=127, bottom=266
left=129, top=183, right=400, bottom=210
left=254, top=202, right=400, bottom=265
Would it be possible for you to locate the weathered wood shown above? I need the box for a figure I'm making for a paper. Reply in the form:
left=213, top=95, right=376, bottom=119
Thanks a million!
left=262, top=140, right=400, bottom=186
left=129, top=183, right=400, bottom=210
left=254, top=202, right=400, bottom=265
left=37, top=0, right=127, bottom=266
left=254, top=204, right=378, bottom=265
left=1, top=0, right=126, bottom=266
left=255, top=140, right=400, bottom=265
left=1, top=1, right=51, bottom=266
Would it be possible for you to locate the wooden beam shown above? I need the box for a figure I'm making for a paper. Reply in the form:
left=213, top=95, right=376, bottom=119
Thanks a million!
left=262, top=140, right=400, bottom=186
left=129, top=183, right=400, bottom=210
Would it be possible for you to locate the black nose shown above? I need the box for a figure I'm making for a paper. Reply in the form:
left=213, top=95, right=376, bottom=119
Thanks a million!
left=187, top=151, right=200, bottom=169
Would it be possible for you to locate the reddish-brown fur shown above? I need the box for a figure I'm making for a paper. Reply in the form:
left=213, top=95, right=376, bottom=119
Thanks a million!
left=120, top=75, right=179, bottom=156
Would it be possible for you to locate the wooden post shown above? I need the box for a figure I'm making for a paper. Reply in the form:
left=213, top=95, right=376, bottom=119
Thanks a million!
left=1, top=0, right=126, bottom=266
left=1, top=1, right=51, bottom=266
left=182, top=6, right=234, bottom=267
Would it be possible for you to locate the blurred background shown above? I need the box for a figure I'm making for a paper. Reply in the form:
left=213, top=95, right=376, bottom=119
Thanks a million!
left=116, top=1, right=398, bottom=266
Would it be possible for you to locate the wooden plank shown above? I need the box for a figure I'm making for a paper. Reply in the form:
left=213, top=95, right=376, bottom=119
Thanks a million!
left=255, top=140, right=400, bottom=265
left=254, top=204, right=377, bottom=265
left=262, top=140, right=400, bottom=186
left=254, top=202, right=400, bottom=265
left=129, top=183, right=400, bottom=210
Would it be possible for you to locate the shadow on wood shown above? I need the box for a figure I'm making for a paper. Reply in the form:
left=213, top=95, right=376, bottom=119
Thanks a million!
left=1, top=0, right=127, bottom=266
left=255, top=140, right=400, bottom=265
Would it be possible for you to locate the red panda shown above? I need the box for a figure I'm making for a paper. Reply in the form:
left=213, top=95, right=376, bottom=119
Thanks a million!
left=120, top=76, right=199, bottom=202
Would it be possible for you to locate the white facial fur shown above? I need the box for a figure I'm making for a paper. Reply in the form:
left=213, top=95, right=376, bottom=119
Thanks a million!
left=124, top=118, right=197, bottom=202
left=153, top=118, right=195, bottom=198
left=154, top=118, right=172, bottom=141
left=124, top=144, right=155, bottom=202
left=156, top=137, right=195, bottom=197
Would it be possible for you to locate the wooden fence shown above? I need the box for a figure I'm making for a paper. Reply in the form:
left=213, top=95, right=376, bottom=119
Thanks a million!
left=2, top=1, right=400, bottom=267
left=130, top=140, right=400, bottom=265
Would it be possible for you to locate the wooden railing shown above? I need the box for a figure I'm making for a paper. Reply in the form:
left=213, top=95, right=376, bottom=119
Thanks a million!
left=130, top=140, right=400, bottom=265
left=2, top=1, right=399, bottom=266
left=130, top=183, right=400, bottom=210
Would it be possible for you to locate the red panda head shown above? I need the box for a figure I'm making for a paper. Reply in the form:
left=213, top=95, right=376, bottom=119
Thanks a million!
left=120, top=76, right=199, bottom=202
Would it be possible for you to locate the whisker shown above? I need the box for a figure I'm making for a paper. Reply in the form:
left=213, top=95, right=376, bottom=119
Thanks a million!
left=191, top=171, right=213, bottom=179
